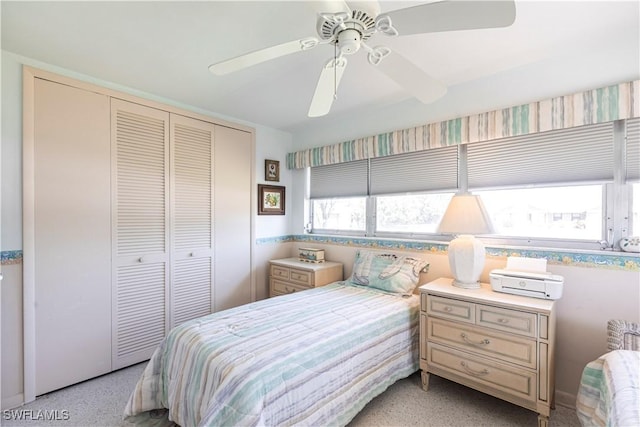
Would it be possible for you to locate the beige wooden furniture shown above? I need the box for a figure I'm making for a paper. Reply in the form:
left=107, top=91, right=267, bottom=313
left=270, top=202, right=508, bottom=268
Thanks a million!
left=269, top=258, right=343, bottom=297
left=420, top=278, right=556, bottom=427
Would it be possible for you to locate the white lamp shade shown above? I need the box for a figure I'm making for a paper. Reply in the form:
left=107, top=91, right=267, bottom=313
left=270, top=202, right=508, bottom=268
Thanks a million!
left=437, top=193, right=494, bottom=235
left=438, top=193, right=494, bottom=289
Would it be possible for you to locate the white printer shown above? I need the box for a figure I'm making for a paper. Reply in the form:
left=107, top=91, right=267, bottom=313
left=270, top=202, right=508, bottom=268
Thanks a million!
left=489, top=257, right=564, bottom=300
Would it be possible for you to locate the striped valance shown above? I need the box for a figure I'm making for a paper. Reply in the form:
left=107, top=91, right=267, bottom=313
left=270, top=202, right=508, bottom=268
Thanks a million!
left=287, top=80, right=639, bottom=169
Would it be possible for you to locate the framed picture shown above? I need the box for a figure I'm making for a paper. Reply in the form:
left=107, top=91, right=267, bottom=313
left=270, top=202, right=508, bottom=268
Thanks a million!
left=258, top=184, right=285, bottom=215
left=265, top=159, right=280, bottom=182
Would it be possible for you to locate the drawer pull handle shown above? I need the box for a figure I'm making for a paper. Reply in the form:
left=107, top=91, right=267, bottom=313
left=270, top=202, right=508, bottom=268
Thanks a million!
left=443, top=306, right=453, bottom=312
left=460, top=361, right=489, bottom=377
left=460, top=333, right=490, bottom=346
left=285, top=287, right=296, bottom=294
left=497, top=318, right=510, bottom=324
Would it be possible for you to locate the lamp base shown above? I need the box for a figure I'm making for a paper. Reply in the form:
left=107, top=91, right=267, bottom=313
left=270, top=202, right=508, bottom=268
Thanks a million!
left=452, top=279, right=481, bottom=289
left=447, top=234, right=486, bottom=288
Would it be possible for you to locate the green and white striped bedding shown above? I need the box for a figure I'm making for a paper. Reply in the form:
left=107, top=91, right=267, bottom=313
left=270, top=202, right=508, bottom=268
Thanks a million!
left=576, top=350, right=640, bottom=427
left=124, top=281, right=419, bottom=426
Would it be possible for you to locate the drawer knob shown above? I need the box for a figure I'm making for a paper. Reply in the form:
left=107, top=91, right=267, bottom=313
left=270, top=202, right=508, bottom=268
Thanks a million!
left=443, top=306, right=453, bottom=312
left=460, top=333, right=490, bottom=346
left=460, top=361, right=489, bottom=377
left=497, top=318, right=510, bottom=324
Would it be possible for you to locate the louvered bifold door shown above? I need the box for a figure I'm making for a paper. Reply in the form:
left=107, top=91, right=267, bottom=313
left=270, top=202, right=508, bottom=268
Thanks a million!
left=170, top=115, right=215, bottom=328
left=111, top=99, right=170, bottom=369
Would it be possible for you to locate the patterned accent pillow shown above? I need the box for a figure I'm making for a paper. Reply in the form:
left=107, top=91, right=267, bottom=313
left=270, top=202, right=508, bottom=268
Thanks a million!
left=349, top=250, right=429, bottom=295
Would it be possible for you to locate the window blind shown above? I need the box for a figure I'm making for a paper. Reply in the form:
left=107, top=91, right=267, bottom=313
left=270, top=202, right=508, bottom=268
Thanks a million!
left=309, top=160, right=368, bottom=198
left=627, top=118, right=640, bottom=181
left=468, top=122, right=614, bottom=189
left=369, top=146, right=458, bottom=195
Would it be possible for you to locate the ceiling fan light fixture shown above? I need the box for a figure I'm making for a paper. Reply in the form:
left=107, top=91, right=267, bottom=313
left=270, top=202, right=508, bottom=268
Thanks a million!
left=337, top=28, right=362, bottom=55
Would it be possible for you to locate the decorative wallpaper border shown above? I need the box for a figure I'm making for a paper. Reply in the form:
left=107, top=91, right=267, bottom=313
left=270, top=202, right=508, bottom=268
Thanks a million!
left=287, top=80, right=639, bottom=169
left=258, top=235, right=640, bottom=272
left=1, top=250, right=23, bottom=265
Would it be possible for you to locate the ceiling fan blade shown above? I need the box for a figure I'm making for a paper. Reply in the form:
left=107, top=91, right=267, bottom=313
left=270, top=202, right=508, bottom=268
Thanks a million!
left=380, top=0, right=516, bottom=36
left=308, top=0, right=351, bottom=14
left=375, top=50, right=447, bottom=104
left=209, top=37, right=319, bottom=75
left=346, top=0, right=380, bottom=17
left=308, top=57, right=348, bottom=117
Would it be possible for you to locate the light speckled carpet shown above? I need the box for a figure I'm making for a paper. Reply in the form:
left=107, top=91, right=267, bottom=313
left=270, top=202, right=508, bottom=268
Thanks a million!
left=3, top=363, right=580, bottom=427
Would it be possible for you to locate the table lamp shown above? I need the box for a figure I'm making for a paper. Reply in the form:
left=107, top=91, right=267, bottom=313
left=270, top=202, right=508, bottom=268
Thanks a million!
left=437, top=192, right=494, bottom=289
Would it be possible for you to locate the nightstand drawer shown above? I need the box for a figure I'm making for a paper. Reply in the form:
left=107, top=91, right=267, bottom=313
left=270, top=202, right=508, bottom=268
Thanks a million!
left=427, top=318, right=537, bottom=369
left=268, top=258, right=343, bottom=298
left=427, top=343, right=536, bottom=402
left=426, top=295, right=475, bottom=324
left=271, top=279, right=306, bottom=295
left=271, top=265, right=290, bottom=280
left=289, top=268, right=311, bottom=286
left=476, top=304, right=537, bottom=338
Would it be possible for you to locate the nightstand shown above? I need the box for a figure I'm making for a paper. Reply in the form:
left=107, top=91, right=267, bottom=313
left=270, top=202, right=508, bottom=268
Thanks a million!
left=419, top=277, right=556, bottom=427
left=269, top=257, right=343, bottom=297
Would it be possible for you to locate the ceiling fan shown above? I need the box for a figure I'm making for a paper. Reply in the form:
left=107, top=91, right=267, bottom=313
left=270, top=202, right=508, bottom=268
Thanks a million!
left=208, top=1, right=516, bottom=117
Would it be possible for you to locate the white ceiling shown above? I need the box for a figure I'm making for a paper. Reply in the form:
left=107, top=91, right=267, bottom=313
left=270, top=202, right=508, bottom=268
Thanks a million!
left=2, top=1, right=639, bottom=148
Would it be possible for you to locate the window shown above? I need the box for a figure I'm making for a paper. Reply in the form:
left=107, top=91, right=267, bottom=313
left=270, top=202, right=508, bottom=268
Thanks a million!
left=475, top=185, right=603, bottom=241
left=312, top=197, right=366, bottom=233
left=376, top=193, right=454, bottom=234
left=307, top=119, right=636, bottom=250
left=632, top=183, right=640, bottom=236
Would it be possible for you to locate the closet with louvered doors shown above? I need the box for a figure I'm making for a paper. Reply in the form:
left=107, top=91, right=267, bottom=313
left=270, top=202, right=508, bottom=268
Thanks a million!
left=111, top=103, right=217, bottom=369
left=26, top=69, right=254, bottom=397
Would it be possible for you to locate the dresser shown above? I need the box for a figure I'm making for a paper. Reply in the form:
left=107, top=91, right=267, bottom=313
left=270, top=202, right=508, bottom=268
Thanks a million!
left=269, top=258, right=343, bottom=297
left=419, top=278, right=556, bottom=427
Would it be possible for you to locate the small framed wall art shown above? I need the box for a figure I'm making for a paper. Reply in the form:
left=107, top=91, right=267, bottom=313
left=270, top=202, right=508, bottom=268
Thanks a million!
left=265, top=159, right=280, bottom=182
left=258, top=184, right=285, bottom=215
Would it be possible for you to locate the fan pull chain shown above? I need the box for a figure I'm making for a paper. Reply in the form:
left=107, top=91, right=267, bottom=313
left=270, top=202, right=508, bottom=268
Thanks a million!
left=334, top=42, right=338, bottom=100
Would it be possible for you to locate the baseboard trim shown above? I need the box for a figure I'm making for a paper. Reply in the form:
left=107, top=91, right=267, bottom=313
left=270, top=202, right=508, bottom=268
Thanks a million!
left=555, top=390, right=577, bottom=410
left=1, top=392, right=25, bottom=410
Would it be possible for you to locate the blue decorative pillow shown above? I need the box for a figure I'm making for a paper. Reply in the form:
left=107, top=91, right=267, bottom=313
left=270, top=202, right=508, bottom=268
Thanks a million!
left=349, top=250, right=429, bottom=295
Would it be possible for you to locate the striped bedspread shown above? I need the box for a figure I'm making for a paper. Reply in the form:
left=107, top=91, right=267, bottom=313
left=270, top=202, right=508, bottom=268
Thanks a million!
left=576, top=350, right=640, bottom=427
left=124, top=282, right=419, bottom=426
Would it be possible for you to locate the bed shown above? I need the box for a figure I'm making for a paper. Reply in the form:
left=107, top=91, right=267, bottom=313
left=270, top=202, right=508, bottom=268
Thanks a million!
left=576, top=320, right=640, bottom=427
left=124, top=251, right=428, bottom=426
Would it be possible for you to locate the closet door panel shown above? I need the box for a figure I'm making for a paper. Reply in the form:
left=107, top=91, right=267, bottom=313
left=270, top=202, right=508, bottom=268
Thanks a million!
left=112, top=99, right=170, bottom=369
left=170, top=115, right=215, bottom=328
left=213, top=126, right=252, bottom=311
left=172, top=258, right=212, bottom=326
left=33, top=78, right=111, bottom=395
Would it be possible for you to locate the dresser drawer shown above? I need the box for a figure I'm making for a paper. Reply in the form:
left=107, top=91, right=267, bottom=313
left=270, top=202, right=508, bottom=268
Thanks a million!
left=425, top=295, right=475, bottom=324
left=476, top=304, right=537, bottom=338
left=289, top=268, right=312, bottom=286
left=270, top=265, right=290, bottom=280
left=427, top=343, right=536, bottom=403
left=270, top=279, right=307, bottom=295
left=427, top=318, right=537, bottom=369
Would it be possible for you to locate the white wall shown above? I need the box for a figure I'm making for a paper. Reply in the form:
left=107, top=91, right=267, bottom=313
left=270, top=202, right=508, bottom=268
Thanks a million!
left=254, top=125, right=293, bottom=239
left=253, top=124, right=294, bottom=300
